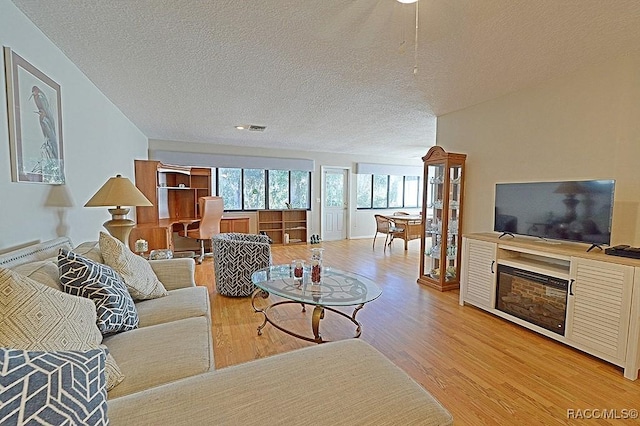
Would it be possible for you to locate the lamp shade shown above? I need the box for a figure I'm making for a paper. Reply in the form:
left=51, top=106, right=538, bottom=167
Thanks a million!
left=85, top=174, right=152, bottom=208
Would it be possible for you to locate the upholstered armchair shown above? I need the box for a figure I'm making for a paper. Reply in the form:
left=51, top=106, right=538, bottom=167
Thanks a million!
left=211, top=233, right=271, bottom=297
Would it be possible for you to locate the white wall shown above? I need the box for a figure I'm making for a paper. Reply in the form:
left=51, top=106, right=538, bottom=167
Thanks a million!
left=437, top=54, right=640, bottom=246
left=148, top=139, right=425, bottom=240
left=0, top=0, right=148, bottom=251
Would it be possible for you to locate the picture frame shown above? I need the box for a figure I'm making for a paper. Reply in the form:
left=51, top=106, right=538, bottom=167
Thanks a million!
left=3, top=46, right=65, bottom=184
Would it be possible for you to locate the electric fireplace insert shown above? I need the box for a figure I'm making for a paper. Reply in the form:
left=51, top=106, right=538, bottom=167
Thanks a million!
left=496, top=265, right=569, bottom=335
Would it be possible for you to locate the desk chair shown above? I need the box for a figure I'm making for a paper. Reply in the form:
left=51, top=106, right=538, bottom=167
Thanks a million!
left=373, top=214, right=404, bottom=252
left=179, top=196, right=224, bottom=263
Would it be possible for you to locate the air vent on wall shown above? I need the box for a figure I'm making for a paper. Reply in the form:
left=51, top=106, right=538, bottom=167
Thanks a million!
left=248, top=125, right=266, bottom=132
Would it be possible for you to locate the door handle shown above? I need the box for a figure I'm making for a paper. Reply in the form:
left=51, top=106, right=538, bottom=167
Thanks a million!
left=569, top=279, right=575, bottom=296
left=490, top=260, right=495, bottom=274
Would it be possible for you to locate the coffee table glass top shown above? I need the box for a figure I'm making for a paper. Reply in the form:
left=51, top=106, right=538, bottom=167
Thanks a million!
left=251, top=265, right=382, bottom=307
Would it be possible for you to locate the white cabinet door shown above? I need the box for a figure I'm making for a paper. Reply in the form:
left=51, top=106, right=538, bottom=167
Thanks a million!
left=460, top=238, right=497, bottom=309
left=566, top=258, right=634, bottom=362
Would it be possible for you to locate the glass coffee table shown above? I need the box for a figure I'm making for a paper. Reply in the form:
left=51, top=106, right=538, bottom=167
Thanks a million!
left=251, top=265, right=382, bottom=343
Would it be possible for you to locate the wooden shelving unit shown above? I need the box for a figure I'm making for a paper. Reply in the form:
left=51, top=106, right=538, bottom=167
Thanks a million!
left=284, top=209, right=308, bottom=244
left=258, top=209, right=307, bottom=245
left=131, top=159, right=212, bottom=251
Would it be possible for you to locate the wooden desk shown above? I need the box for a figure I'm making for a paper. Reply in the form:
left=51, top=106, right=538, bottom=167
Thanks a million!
left=129, top=216, right=251, bottom=252
left=381, top=215, right=422, bottom=250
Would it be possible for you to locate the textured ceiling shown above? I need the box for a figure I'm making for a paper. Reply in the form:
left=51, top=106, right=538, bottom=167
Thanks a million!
left=11, top=0, right=640, bottom=160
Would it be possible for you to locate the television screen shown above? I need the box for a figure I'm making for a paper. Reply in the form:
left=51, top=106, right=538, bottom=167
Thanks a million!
left=494, top=180, right=615, bottom=245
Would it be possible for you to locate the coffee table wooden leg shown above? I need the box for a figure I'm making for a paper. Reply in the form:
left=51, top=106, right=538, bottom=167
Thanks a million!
left=312, top=306, right=325, bottom=343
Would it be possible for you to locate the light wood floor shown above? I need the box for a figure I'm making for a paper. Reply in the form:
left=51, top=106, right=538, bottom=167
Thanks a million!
left=196, top=238, right=640, bottom=425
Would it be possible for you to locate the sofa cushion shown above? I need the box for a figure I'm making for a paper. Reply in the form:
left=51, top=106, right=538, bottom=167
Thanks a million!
left=103, top=317, right=213, bottom=399
left=73, top=241, right=104, bottom=264
left=58, top=249, right=139, bottom=336
left=107, top=339, right=453, bottom=426
left=0, top=268, right=124, bottom=391
left=11, top=259, right=61, bottom=291
left=135, top=287, right=210, bottom=328
left=0, top=348, right=108, bottom=426
left=99, top=232, right=168, bottom=300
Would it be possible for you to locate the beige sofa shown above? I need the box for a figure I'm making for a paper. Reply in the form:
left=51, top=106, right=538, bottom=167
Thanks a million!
left=0, top=237, right=453, bottom=425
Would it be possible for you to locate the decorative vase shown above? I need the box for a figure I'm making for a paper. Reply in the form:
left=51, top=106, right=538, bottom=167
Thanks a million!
left=291, top=259, right=304, bottom=287
left=310, top=248, right=324, bottom=283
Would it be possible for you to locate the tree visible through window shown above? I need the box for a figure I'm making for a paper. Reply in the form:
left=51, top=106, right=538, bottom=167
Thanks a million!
left=290, top=170, right=309, bottom=209
left=325, top=172, right=344, bottom=207
left=372, top=175, right=388, bottom=208
left=388, top=176, right=404, bottom=208
left=357, top=174, right=372, bottom=208
left=218, top=168, right=242, bottom=210
left=269, top=170, right=289, bottom=209
left=243, top=169, right=265, bottom=210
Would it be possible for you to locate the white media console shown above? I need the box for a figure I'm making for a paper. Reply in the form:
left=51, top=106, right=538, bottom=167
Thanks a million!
left=460, top=233, right=640, bottom=380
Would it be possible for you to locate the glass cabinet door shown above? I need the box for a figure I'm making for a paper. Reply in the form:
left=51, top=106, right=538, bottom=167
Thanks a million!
left=444, top=165, right=462, bottom=282
left=424, top=164, right=444, bottom=279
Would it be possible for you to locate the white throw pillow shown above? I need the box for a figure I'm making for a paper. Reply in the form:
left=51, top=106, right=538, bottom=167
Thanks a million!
left=11, top=259, right=61, bottom=290
left=73, top=241, right=104, bottom=264
left=0, top=267, right=124, bottom=390
left=99, top=232, right=168, bottom=300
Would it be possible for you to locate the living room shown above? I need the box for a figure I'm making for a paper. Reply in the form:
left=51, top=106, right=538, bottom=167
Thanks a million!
left=2, top=1, right=640, bottom=425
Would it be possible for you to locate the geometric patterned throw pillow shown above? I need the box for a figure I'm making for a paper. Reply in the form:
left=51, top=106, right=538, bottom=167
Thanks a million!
left=0, top=347, right=108, bottom=426
left=58, top=249, right=139, bottom=336
left=99, top=231, right=168, bottom=301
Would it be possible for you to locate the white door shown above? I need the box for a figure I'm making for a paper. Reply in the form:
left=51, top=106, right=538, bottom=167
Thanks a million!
left=322, top=168, right=348, bottom=241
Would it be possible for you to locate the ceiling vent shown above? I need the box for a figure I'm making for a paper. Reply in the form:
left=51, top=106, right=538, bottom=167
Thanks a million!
left=248, top=125, right=266, bottom=132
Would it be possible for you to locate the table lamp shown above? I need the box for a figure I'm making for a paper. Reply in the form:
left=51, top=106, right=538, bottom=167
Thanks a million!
left=84, top=174, right=153, bottom=244
left=554, top=181, right=586, bottom=223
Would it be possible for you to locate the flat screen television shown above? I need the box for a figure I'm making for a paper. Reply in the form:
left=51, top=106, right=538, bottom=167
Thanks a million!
left=494, top=180, right=615, bottom=246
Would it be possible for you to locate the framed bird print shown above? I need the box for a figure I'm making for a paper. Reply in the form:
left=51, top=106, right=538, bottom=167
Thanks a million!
left=4, top=47, right=65, bottom=184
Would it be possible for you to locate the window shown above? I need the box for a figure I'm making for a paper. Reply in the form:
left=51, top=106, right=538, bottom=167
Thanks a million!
left=217, top=168, right=311, bottom=211
left=372, top=175, right=388, bottom=208
left=268, top=170, right=289, bottom=209
left=218, top=168, right=242, bottom=210
left=404, top=176, right=421, bottom=208
left=290, top=170, right=310, bottom=209
left=356, top=174, right=372, bottom=208
left=388, top=176, right=404, bottom=208
left=356, top=173, right=422, bottom=210
left=325, top=172, right=345, bottom=208
left=243, top=169, right=265, bottom=210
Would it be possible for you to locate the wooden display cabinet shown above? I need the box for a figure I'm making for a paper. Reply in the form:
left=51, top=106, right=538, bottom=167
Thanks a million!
left=418, top=146, right=466, bottom=291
